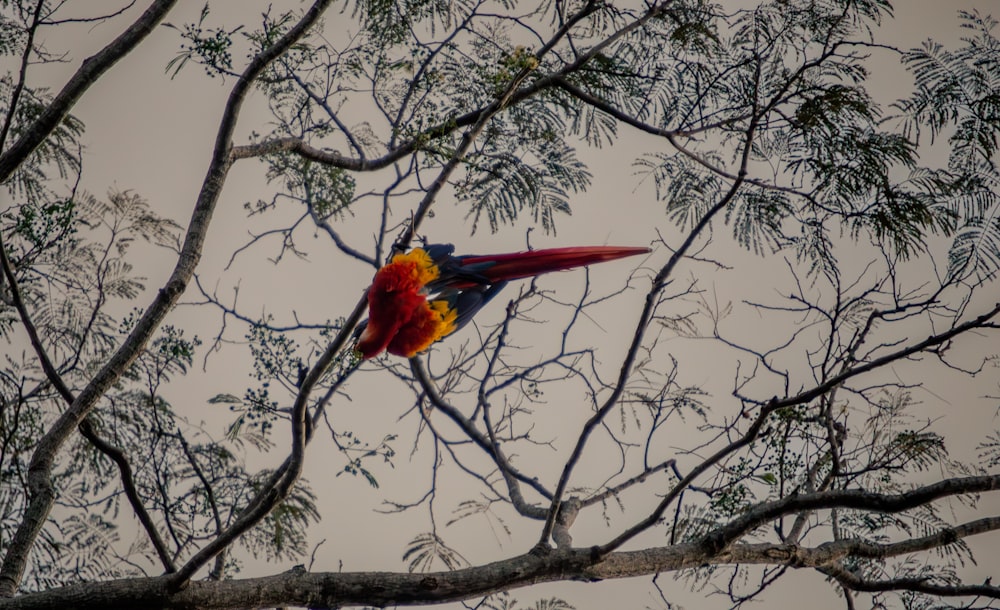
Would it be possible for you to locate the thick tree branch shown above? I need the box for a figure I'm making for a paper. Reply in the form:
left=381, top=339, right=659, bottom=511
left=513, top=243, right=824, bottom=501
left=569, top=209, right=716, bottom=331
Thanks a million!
left=0, top=6, right=185, bottom=584
left=0, top=0, right=335, bottom=595
left=0, top=549, right=598, bottom=610
left=0, top=234, right=175, bottom=576
left=701, top=476, right=1000, bottom=554
left=230, top=136, right=405, bottom=170
left=825, top=563, right=1000, bottom=598
left=7, top=507, right=1000, bottom=610
left=0, top=0, right=178, bottom=184
left=159, top=0, right=337, bottom=587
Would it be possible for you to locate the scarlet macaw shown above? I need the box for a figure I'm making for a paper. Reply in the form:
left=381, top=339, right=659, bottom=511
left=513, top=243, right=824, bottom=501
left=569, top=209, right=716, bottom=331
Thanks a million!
left=354, top=243, right=650, bottom=359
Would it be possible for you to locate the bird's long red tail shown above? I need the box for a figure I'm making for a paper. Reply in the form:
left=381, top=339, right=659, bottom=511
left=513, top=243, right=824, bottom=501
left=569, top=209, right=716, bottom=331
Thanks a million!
left=455, top=245, right=650, bottom=285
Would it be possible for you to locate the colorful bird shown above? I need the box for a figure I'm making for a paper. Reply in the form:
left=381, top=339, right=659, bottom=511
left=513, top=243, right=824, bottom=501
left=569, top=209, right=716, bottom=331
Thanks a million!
left=354, top=243, right=650, bottom=359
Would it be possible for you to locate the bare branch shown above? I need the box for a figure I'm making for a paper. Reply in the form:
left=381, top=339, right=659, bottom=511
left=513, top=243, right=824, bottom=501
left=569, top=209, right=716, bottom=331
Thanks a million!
left=410, top=357, right=552, bottom=515
left=0, top=0, right=45, bottom=154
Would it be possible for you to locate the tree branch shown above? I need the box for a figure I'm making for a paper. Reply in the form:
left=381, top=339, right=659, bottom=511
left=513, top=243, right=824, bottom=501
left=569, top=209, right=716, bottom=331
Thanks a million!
left=543, top=52, right=764, bottom=550
left=0, top=233, right=175, bottom=577
left=77, top=420, right=176, bottom=573
left=0, top=0, right=179, bottom=184
left=7, top=508, right=1000, bottom=610
left=0, top=0, right=337, bottom=594
left=0, top=0, right=45, bottom=154
left=410, top=357, right=552, bottom=513
left=161, top=0, right=338, bottom=586
left=825, top=563, right=1000, bottom=599
left=773, top=301, right=1000, bottom=410
left=701, top=476, right=1000, bottom=555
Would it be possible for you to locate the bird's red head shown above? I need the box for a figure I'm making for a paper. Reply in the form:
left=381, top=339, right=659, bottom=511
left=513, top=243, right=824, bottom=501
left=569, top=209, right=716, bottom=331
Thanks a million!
left=355, top=249, right=456, bottom=359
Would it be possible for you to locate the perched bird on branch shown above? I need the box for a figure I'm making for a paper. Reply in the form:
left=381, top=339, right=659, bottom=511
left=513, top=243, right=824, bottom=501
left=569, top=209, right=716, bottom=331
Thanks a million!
left=354, top=243, right=650, bottom=359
